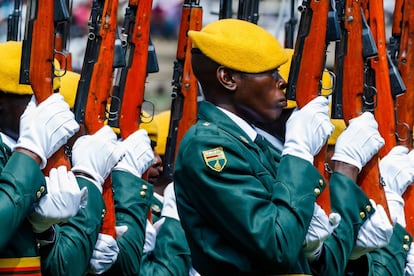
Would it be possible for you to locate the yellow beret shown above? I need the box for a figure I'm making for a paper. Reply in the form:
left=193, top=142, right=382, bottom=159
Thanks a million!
left=59, top=71, right=80, bottom=109
left=0, top=41, right=61, bottom=95
left=328, top=118, right=346, bottom=145
left=153, top=110, right=171, bottom=156
left=188, top=19, right=288, bottom=73
left=279, top=48, right=333, bottom=109
left=140, top=111, right=158, bottom=144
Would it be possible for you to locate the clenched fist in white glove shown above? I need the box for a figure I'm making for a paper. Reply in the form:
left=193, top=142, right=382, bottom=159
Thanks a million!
left=16, top=94, right=79, bottom=169
left=143, top=219, right=157, bottom=253
left=282, top=96, right=334, bottom=164
left=331, top=112, right=384, bottom=171
left=28, top=166, right=88, bottom=233
left=89, top=233, right=119, bottom=275
left=161, top=182, right=180, bottom=221
left=350, top=200, right=393, bottom=260
left=113, top=129, right=154, bottom=178
left=380, top=146, right=414, bottom=196
left=303, top=203, right=341, bottom=262
left=380, top=146, right=414, bottom=227
left=71, top=126, right=125, bottom=192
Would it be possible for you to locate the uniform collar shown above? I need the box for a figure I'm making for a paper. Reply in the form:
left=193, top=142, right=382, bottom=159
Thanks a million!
left=216, top=106, right=257, bottom=141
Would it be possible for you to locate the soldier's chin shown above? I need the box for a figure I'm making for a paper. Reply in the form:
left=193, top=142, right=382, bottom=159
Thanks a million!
left=236, top=106, right=279, bottom=125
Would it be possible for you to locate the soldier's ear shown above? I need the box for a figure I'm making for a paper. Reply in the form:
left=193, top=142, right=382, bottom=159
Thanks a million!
left=217, top=66, right=237, bottom=91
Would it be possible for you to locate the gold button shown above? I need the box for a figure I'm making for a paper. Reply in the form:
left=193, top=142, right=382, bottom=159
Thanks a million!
left=365, top=205, right=371, bottom=213
left=404, top=244, right=410, bottom=251
left=36, top=191, right=42, bottom=198
left=39, top=186, right=45, bottom=193
left=314, top=188, right=321, bottom=196
left=404, top=235, right=410, bottom=242
left=318, top=179, right=324, bottom=186
left=142, top=184, right=148, bottom=190
left=101, top=209, right=106, bottom=219
left=359, top=211, right=366, bottom=219
left=140, top=191, right=146, bottom=198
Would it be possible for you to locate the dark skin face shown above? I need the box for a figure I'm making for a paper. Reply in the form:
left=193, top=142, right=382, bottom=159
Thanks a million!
left=191, top=50, right=287, bottom=125
left=146, top=150, right=171, bottom=196
left=0, top=91, right=32, bottom=140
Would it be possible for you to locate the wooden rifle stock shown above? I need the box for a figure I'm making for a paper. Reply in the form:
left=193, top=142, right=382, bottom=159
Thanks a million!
left=108, top=0, right=154, bottom=222
left=110, top=0, right=153, bottom=139
left=390, top=0, right=414, bottom=235
left=163, top=0, right=202, bottom=180
left=23, top=0, right=72, bottom=173
left=285, top=0, right=331, bottom=213
left=361, top=0, right=398, bottom=157
left=337, top=0, right=390, bottom=218
left=74, top=0, right=119, bottom=238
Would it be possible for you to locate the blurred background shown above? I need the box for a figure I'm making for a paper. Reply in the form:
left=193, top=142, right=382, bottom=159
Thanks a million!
left=0, top=0, right=396, bottom=113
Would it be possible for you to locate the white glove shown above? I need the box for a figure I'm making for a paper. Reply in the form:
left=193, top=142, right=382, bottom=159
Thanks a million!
left=116, top=225, right=128, bottom=238
left=16, top=94, right=79, bottom=169
left=331, top=112, right=384, bottom=171
left=303, top=203, right=341, bottom=262
left=71, top=126, right=125, bottom=192
left=161, top=182, right=180, bottom=221
left=380, top=146, right=414, bottom=196
left=282, top=96, right=334, bottom=164
left=380, top=146, right=414, bottom=227
left=385, top=192, right=406, bottom=227
left=113, top=129, right=154, bottom=178
left=143, top=219, right=157, bottom=253
left=350, top=200, right=393, bottom=260
left=28, top=166, right=88, bottom=233
left=405, top=243, right=414, bottom=276
left=89, top=233, right=119, bottom=275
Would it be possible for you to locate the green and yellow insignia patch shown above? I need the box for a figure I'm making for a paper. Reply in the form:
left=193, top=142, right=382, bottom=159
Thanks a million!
left=202, top=147, right=227, bottom=172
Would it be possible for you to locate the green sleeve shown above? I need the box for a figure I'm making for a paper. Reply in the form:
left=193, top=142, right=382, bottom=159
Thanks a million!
left=312, top=172, right=374, bottom=275
left=104, top=170, right=153, bottom=275
left=346, top=223, right=412, bottom=275
left=41, top=177, right=105, bottom=276
left=140, top=217, right=192, bottom=276
left=0, top=152, right=46, bottom=250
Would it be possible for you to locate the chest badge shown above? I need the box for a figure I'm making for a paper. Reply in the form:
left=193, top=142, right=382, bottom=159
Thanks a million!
left=202, top=147, right=227, bottom=172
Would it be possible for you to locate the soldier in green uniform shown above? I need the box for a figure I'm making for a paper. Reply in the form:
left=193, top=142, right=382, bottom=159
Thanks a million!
left=139, top=116, right=193, bottom=276
left=0, top=40, right=126, bottom=276
left=88, top=114, right=193, bottom=276
left=88, top=127, right=155, bottom=275
left=173, top=18, right=387, bottom=275
left=345, top=145, right=414, bottom=275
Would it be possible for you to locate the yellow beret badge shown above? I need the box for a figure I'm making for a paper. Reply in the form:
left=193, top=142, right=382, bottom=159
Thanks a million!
left=202, top=147, right=227, bottom=172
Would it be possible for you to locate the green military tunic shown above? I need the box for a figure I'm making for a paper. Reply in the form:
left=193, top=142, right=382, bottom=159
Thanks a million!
left=140, top=217, right=192, bottom=276
left=174, top=101, right=373, bottom=275
left=103, top=170, right=153, bottom=275
left=0, top=149, right=47, bottom=253
left=98, top=171, right=191, bottom=276
left=40, top=177, right=105, bottom=275
left=345, top=223, right=412, bottom=275
left=0, top=136, right=106, bottom=276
